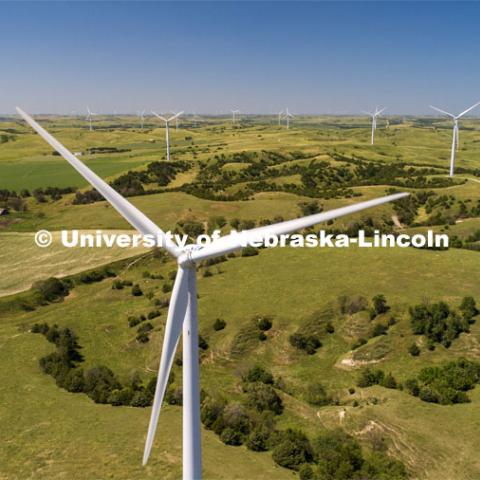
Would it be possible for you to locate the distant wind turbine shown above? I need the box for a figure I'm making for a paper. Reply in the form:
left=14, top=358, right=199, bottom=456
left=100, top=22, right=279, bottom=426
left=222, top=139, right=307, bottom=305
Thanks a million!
left=363, top=107, right=386, bottom=145
left=278, top=110, right=284, bottom=126
left=138, top=110, right=146, bottom=130
left=86, top=106, right=97, bottom=131
left=429, top=101, right=480, bottom=177
left=16, top=105, right=409, bottom=480
left=170, top=111, right=182, bottom=131
left=231, top=109, right=240, bottom=124
left=284, top=108, right=294, bottom=129
left=151, top=111, right=184, bottom=161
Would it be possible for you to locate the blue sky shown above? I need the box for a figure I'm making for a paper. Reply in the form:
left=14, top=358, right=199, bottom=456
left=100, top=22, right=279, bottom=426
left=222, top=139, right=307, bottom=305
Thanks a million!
left=1, top=1, right=480, bottom=115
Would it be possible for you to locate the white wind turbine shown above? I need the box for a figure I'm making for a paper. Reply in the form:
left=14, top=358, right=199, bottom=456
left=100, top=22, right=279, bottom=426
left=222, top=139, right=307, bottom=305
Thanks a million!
left=138, top=110, right=146, bottom=130
left=170, top=111, right=182, bottom=131
left=16, top=106, right=409, bottom=480
left=363, top=106, right=386, bottom=145
left=429, top=101, right=480, bottom=177
left=278, top=110, right=284, bottom=126
left=86, top=106, right=97, bottom=131
left=151, top=111, right=184, bottom=161
left=284, top=108, right=294, bottom=129
left=231, top=109, right=240, bottom=124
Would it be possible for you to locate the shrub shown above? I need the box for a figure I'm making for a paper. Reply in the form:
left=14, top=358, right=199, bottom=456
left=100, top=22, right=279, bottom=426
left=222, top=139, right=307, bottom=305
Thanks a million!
left=246, top=383, right=283, bottom=414
left=460, top=296, right=478, bottom=322
left=198, top=335, right=209, bottom=350
left=131, top=284, right=143, bottom=296
left=112, top=279, right=124, bottom=290
left=256, top=316, right=273, bottom=331
left=371, top=323, right=388, bottom=337
left=244, top=365, right=274, bottom=385
left=357, top=367, right=385, bottom=388
left=299, top=464, right=314, bottom=480
left=372, top=294, right=389, bottom=316
left=381, top=373, right=398, bottom=389
left=313, top=430, right=363, bottom=479
left=166, top=387, right=183, bottom=405
left=246, top=428, right=270, bottom=452
left=147, top=310, right=161, bottom=320
left=201, top=396, right=225, bottom=429
left=128, top=316, right=142, bottom=328
left=136, top=333, right=149, bottom=343
left=408, top=343, right=420, bottom=356
left=220, top=427, right=243, bottom=446
left=272, top=430, right=313, bottom=471
left=32, top=277, right=69, bottom=303
left=213, top=318, right=226, bottom=331
left=289, top=333, right=321, bottom=354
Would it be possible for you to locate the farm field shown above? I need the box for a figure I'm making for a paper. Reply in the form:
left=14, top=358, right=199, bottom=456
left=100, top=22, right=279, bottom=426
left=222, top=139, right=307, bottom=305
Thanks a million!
left=2, top=114, right=480, bottom=479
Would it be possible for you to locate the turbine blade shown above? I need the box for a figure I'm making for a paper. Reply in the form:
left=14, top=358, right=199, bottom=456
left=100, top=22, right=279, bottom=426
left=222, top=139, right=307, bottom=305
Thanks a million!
left=429, top=105, right=455, bottom=118
left=151, top=111, right=168, bottom=123
left=143, top=266, right=190, bottom=465
left=376, top=107, right=387, bottom=116
left=457, top=101, right=480, bottom=118
left=16, top=107, right=180, bottom=258
left=190, top=192, right=409, bottom=261
left=168, top=111, right=184, bottom=122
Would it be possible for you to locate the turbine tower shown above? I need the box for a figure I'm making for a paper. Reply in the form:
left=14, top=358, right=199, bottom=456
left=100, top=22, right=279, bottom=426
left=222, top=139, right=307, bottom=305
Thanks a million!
left=363, top=107, right=386, bottom=145
left=231, top=109, right=240, bottom=124
left=151, top=111, right=184, bottom=161
left=429, top=101, right=480, bottom=177
left=86, top=106, right=97, bottom=131
left=16, top=106, right=408, bottom=480
left=278, top=110, right=284, bottom=126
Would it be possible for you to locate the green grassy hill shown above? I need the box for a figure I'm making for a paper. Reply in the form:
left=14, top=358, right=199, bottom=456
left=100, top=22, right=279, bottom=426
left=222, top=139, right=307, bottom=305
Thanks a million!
left=2, top=115, right=480, bottom=479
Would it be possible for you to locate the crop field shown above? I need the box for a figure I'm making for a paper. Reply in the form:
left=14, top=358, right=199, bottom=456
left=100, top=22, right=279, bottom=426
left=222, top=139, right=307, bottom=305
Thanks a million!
left=2, top=114, right=480, bottom=479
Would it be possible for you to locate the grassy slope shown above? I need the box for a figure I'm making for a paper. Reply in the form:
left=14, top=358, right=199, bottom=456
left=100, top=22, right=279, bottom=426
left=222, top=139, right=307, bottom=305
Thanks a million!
left=1, top=245, right=480, bottom=479
left=2, top=117, right=480, bottom=479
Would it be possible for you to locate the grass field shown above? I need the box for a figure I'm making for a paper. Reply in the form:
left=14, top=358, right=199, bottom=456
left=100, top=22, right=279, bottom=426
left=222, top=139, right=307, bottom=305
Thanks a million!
left=2, top=114, right=480, bottom=479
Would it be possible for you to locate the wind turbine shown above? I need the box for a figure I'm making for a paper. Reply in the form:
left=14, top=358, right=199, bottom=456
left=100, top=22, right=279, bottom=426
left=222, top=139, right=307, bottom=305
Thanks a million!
left=138, top=110, right=146, bottom=130
left=151, top=111, right=184, bottom=161
left=429, top=101, right=480, bottom=177
left=284, top=108, right=294, bottom=129
left=170, top=111, right=182, bottom=131
left=363, top=107, right=386, bottom=145
left=231, top=109, right=240, bottom=124
left=16, top=106, right=409, bottom=480
left=278, top=110, right=284, bottom=126
left=86, top=106, right=97, bottom=131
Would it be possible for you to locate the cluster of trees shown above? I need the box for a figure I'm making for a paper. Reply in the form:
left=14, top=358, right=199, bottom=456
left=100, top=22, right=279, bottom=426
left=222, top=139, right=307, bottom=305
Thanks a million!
left=112, top=279, right=133, bottom=290
left=410, top=297, right=477, bottom=349
left=201, top=366, right=406, bottom=478
left=32, top=186, right=76, bottom=203
left=32, top=277, right=71, bottom=304
left=30, top=322, right=172, bottom=407
left=86, top=146, right=131, bottom=154
left=404, top=358, right=480, bottom=404
left=357, top=357, right=480, bottom=406
left=73, top=160, right=192, bottom=204
left=78, top=267, right=115, bottom=285
left=357, top=367, right=398, bottom=390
